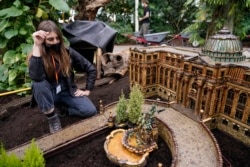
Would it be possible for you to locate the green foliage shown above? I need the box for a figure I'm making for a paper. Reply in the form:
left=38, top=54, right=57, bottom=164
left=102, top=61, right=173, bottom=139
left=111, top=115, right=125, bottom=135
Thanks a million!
left=0, top=139, right=45, bottom=167
left=183, top=0, right=250, bottom=44
left=97, top=1, right=134, bottom=44
left=97, top=0, right=198, bottom=44
left=0, top=143, right=22, bottom=167
left=0, top=0, right=71, bottom=92
left=115, top=90, right=128, bottom=124
left=149, top=0, right=198, bottom=34
left=128, top=84, right=144, bottom=125
left=108, top=22, right=134, bottom=44
left=22, top=139, right=45, bottom=167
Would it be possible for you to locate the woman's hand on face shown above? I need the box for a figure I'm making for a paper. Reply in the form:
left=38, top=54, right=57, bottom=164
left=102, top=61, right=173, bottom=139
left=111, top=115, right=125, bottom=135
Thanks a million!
left=32, top=30, right=49, bottom=46
left=74, top=89, right=90, bottom=97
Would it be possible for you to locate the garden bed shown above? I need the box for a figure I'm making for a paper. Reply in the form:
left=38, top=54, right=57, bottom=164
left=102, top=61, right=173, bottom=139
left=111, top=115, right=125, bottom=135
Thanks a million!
left=0, top=73, right=249, bottom=166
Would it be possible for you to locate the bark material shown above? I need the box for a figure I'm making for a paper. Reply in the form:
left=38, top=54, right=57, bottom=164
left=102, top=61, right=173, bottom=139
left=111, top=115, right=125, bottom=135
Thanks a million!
left=76, top=0, right=111, bottom=20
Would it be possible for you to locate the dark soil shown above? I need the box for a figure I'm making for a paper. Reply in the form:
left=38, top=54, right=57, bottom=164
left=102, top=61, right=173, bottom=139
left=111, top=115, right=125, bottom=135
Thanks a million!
left=0, top=73, right=249, bottom=167
left=45, top=128, right=172, bottom=167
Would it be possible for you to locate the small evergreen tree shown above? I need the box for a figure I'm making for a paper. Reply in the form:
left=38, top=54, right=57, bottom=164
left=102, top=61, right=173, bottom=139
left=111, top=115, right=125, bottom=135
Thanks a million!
left=22, top=139, right=45, bottom=167
left=128, top=84, right=144, bottom=125
left=115, top=90, right=128, bottom=124
left=0, top=143, right=22, bottom=167
left=0, top=139, right=45, bottom=167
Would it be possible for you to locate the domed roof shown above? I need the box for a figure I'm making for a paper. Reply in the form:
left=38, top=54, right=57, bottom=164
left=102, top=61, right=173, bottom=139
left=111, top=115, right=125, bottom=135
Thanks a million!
left=202, top=27, right=246, bottom=62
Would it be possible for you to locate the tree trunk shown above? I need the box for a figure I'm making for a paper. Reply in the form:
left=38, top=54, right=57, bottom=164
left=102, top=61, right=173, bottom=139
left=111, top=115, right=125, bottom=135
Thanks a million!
left=75, top=0, right=111, bottom=20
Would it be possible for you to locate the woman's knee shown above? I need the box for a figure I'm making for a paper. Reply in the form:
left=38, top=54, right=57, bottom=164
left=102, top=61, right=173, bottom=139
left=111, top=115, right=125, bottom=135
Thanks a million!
left=69, top=103, right=97, bottom=118
left=79, top=104, right=97, bottom=117
left=32, top=80, right=52, bottom=94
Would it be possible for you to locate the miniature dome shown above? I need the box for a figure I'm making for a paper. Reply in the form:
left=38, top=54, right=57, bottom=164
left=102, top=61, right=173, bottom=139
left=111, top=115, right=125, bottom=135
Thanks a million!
left=202, top=27, right=246, bottom=62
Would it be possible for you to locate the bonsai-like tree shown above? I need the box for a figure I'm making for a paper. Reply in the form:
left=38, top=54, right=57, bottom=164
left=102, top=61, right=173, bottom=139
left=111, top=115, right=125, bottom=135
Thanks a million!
left=127, top=84, right=144, bottom=125
left=115, top=90, right=128, bottom=125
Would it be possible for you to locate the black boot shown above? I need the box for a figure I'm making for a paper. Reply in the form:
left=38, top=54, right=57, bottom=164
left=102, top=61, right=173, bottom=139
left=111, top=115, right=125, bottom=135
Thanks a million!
left=47, top=113, right=62, bottom=133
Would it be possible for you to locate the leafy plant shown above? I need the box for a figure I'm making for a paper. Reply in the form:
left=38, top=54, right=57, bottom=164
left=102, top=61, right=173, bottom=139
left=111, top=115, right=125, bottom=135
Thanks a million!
left=0, top=0, right=70, bottom=92
left=127, top=84, right=144, bottom=125
left=108, top=21, right=134, bottom=44
left=0, top=139, right=45, bottom=167
left=115, top=90, right=128, bottom=124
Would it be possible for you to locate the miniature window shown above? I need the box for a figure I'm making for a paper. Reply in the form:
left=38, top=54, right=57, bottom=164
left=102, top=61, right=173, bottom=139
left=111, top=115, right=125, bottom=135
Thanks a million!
left=247, top=115, right=250, bottom=125
left=212, top=118, right=216, bottom=123
left=244, top=74, right=250, bottom=82
left=227, top=89, right=234, bottom=101
left=184, top=64, right=189, bottom=72
left=147, top=55, right=151, bottom=61
left=233, top=124, right=240, bottom=131
left=244, top=130, right=250, bottom=137
left=192, top=82, right=198, bottom=90
left=224, top=105, right=231, bottom=115
left=192, top=66, right=202, bottom=74
left=206, top=70, right=213, bottom=78
left=203, top=87, right=208, bottom=95
left=238, top=93, right=247, bottom=105
left=221, top=71, right=225, bottom=77
left=159, top=67, right=164, bottom=84
left=222, top=119, right=228, bottom=125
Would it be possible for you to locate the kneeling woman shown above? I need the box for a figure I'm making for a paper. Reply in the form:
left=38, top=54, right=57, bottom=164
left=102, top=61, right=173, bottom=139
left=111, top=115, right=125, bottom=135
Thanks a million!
left=28, top=20, right=97, bottom=133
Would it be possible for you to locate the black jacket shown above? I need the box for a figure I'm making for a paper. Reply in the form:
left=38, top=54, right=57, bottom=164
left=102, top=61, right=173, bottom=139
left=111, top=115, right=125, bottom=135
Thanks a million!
left=29, top=47, right=97, bottom=96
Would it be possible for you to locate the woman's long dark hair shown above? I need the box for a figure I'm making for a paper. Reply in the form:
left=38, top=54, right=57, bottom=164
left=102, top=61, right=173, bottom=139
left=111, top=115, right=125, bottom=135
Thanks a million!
left=30, top=20, right=71, bottom=80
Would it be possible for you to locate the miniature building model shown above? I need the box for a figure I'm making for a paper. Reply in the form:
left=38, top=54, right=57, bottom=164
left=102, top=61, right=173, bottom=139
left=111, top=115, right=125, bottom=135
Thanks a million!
left=129, top=28, right=250, bottom=145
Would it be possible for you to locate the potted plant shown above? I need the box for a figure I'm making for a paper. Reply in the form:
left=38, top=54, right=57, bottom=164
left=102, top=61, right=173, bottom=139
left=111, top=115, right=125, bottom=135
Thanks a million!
left=127, top=84, right=144, bottom=128
left=114, top=90, right=128, bottom=128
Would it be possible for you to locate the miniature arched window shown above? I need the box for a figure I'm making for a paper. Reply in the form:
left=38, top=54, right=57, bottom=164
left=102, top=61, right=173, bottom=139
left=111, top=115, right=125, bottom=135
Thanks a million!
left=170, top=71, right=174, bottom=89
left=224, top=105, right=231, bottom=115
left=165, top=68, right=169, bottom=87
left=247, top=115, right=250, bottom=125
left=192, top=82, right=198, bottom=91
left=227, top=89, right=234, bottom=101
left=159, top=67, right=164, bottom=84
left=139, top=67, right=143, bottom=84
left=203, top=87, right=208, bottom=96
left=134, top=65, right=138, bottom=81
left=152, top=66, right=157, bottom=83
left=224, top=89, right=234, bottom=115
left=235, top=93, right=247, bottom=121
left=146, top=67, right=151, bottom=85
left=238, top=93, right=247, bottom=105
left=146, top=55, right=152, bottom=61
left=189, top=98, right=196, bottom=110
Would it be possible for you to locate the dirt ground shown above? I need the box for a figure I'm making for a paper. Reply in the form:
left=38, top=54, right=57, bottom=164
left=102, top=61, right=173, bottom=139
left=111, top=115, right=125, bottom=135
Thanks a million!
left=0, top=73, right=250, bottom=167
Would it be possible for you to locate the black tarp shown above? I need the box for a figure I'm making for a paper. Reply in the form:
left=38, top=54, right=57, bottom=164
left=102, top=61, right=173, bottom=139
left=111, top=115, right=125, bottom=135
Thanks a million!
left=62, top=21, right=117, bottom=62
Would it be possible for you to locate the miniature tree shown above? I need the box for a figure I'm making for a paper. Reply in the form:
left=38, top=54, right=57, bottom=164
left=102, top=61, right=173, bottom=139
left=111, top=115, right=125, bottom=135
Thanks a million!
left=115, top=90, right=128, bottom=125
left=127, top=84, right=144, bottom=125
